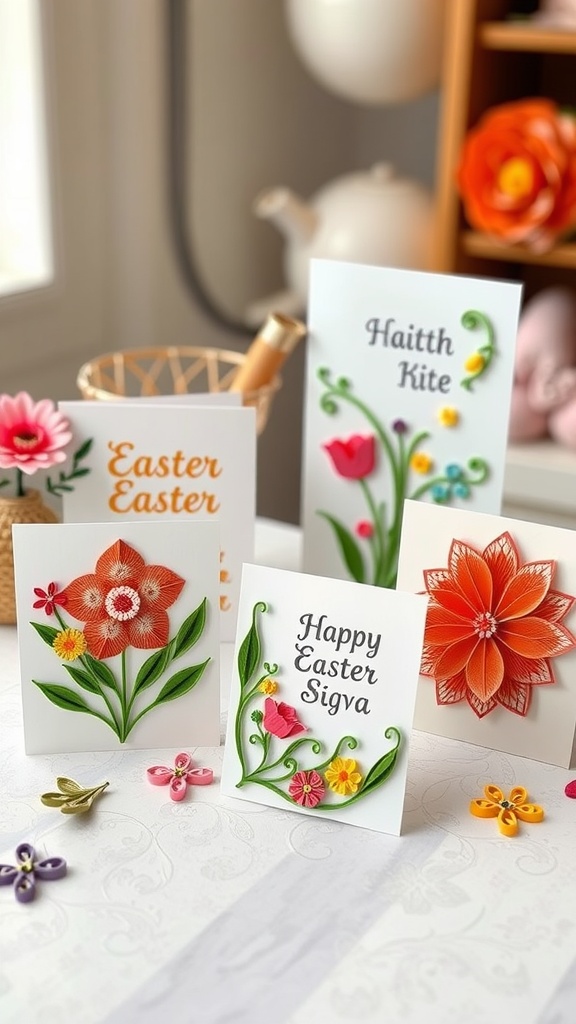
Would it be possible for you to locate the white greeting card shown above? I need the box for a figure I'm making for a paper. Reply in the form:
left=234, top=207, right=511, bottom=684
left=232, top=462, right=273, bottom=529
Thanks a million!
left=396, top=500, right=576, bottom=768
left=13, top=521, right=221, bottom=754
left=221, top=563, right=428, bottom=834
left=122, top=393, right=241, bottom=406
left=301, top=259, right=522, bottom=589
left=57, top=401, right=256, bottom=639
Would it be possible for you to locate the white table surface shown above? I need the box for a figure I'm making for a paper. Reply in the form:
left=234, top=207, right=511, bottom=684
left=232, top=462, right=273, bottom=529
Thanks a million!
left=2, top=518, right=576, bottom=1024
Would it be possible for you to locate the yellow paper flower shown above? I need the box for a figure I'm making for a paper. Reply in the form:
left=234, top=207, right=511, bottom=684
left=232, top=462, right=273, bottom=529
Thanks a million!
left=259, top=678, right=278, bottom=695
left=469, top=784, right=544, bottom=837
left=325, top=757, right=362, bottom=796
left=437, top=406, right=459, bottom=428
left=410, top=452, right=433, bottom=475
left=464, top=351, right=485, bottom=374
left=52, top=628, right=87, bottom=661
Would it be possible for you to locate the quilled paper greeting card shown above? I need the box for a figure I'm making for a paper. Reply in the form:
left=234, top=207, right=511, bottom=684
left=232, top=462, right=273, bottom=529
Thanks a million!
left=397, top=501, right=576, bottom=768
left=57, top=402, right=256, bottom=640
left=13, top=522, right=220, bottom=753
left=301, top=260, right=522, bottom=588
left=220, top=563, right=428, bottom=834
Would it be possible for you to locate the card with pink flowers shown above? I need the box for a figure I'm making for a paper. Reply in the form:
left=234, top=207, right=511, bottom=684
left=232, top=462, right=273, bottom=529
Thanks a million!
left=12, top=521, right=221, bottom=753
left=220, top=563, right=428, bottom=834
left=396, top=500, right=576, bottom=768
left=301, top=259, right=522, bottom=590
left=56, top=401, right=256, bottom=640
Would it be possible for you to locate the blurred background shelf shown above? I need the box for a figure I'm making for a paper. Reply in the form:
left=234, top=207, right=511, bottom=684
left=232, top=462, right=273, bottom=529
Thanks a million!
left=479, top=21, right=576, bottom=53
left=504, top=440, right=576, bottom=529
left=462, top=232, right=576, bottom=269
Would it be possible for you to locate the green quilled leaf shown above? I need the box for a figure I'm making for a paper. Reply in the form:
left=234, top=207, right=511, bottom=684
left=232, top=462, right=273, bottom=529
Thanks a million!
left=360, top=729, right=401, bottom=795
left=132, top=642, right=175, bottom=696
left=172, top=598, right=207, bottom=659
left=317, top=511, right=366, bottom=584
left=63, top=665, right=101, bottom=695
left=30, top=621, right=60, bottom=647
left=73, top=437, right=94, bottom=462
left=82, top=653, right=117, bottom=689
left=33, top=682, right=95, bottom=714
left=237, top=601, right=266, bottom=688
left=154, top=658, right=210, bottom=705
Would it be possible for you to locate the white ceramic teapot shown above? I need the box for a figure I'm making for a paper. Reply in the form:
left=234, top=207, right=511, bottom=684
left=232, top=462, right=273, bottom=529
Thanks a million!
left=247, top=163, right=434, bottom=324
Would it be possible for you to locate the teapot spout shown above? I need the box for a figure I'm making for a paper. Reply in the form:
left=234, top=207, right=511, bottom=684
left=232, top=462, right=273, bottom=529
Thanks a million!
left=254, top=187, right=317, bottom=244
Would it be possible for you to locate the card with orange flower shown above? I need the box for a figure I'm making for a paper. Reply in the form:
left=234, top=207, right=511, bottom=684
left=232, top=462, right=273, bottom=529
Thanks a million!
left=12, top=521, right=220, bottom=753
left=397, top=501, right=576, bottom=767
left=221, top=563, right=428, bottom=834
left=301, top=260, right=522, bottom=591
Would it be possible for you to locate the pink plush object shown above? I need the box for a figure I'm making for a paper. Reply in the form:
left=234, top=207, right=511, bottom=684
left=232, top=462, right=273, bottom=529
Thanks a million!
left=509, top=288, right=576, bottom=449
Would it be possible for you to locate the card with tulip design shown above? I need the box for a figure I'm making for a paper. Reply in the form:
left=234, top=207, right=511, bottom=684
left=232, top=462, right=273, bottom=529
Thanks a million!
left=220, top=563, right=428, bottom=834
left=12, top=521, right=220, bottom=753
left=301, top=259, right=522, bottom=588
left=57, top=401, right=256, bottom=640
left=396, top=501, right=576, bottom=768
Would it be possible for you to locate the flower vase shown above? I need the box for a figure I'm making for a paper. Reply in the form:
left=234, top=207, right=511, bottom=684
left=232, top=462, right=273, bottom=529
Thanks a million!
left=0, top=490, right=58, bottom=624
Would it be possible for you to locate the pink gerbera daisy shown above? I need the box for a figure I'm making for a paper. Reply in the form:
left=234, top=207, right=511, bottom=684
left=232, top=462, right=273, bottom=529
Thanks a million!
left=0, top=392, right=72, bottom=474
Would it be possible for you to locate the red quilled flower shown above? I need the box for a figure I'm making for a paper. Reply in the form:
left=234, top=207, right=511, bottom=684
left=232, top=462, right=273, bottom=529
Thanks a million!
left=323, top=434, right=376, bottom=480
left=421, top=531, right=576, bottom=718
left=289, top=769, right=325, bottom=808
left=262, top=697, right=306, bottom=739
left=61, top=539, right=185, bottom=659
left=33, top=582, right=67, bottom=616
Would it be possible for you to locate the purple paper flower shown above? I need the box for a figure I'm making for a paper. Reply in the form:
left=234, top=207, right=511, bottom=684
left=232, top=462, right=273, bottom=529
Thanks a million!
left=0, top=843, right=67, bottom=903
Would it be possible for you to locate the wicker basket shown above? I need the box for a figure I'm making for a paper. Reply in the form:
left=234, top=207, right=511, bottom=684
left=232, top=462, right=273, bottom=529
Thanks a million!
left=76, top=346, right=281, bottom=435
left=0, top=490, right=59, bottom=624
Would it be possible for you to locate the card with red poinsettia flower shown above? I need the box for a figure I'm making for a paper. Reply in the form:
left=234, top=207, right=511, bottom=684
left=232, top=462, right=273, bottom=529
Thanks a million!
left=396, top=500, right=576, bottom=767
left=301, top=260, right=522, bottom=591
left=12, top=521, right=220, bottom=753
left=220, top=563, right=428, bottom=834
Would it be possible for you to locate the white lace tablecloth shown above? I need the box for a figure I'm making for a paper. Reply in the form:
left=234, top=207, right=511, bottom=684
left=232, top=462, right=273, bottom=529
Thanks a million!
left=1, top=519, right=576, bottom=1024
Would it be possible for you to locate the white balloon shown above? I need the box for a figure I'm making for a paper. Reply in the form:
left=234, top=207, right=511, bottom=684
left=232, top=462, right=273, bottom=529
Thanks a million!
left=286, top=0, right=445, bottom=106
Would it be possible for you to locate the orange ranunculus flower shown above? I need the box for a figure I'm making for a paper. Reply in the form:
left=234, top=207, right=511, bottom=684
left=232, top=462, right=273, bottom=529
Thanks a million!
left=421, top=531, right=576, bottom=718
left=457, top=98, right=576, bottom=252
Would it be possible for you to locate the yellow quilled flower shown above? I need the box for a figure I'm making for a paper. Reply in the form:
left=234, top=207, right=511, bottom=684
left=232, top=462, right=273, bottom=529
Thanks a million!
left=464, top=351, right=485, bottom=373
left=469, top=784, right=544, bottom=837
left=410, top=452, right=433, bottom=475
left=52, top=628, right=87, bottom=661
left=437, top=405, right=459, bottom=428
left=325, top=756, right=362, bottom=796
left=259, top=678, right=278, bottom=695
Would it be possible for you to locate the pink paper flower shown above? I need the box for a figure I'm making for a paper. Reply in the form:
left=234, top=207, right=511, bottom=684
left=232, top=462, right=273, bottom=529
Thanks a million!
left=289, top=770, right=325, bottom=808
left=263, top=697, right=306, bottom=739
left=356, top=520, right=374, bottom=539
left=323, top=435, right=376, bottom=480
left=146, top=752, right=214, bottom=802
left=0, top=392, right=72, bottom=474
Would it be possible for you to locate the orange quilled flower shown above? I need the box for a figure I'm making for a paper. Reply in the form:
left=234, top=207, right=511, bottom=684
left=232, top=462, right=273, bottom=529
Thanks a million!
left=61, top=539, right=185, bottom=659
left=421, top=531, right=576, bottom=718
left=470, top=785, right=544, bottom=838
left=457, top=98, right=576, bottom=252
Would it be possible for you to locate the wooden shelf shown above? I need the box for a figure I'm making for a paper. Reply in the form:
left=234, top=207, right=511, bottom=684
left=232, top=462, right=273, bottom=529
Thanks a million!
left=479, top=20, right=576, bottom=53
left=462, top=232, right=576, bottom=269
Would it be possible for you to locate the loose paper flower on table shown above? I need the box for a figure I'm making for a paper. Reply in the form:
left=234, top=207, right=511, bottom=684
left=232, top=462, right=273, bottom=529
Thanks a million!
left=0, top=843, right=67, bottom=903
left=457, top=98, right=576, bottom=253
left=0, top=391, right=91, bottom=498
left=397, top=501, right=576, bottom=768
left=13, top=522, right=220, bottom=753
left=469, top=785, right=544, bottom=838
left=302, top=261, right=521, bottom=590
left=57, top=401, right=256, bottom=640
left=221, top=563, right=428, bottom=835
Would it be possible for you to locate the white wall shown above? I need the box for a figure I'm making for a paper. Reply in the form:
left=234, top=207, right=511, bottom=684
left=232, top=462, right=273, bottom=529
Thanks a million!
left=0, top=0, right=438, bottom=521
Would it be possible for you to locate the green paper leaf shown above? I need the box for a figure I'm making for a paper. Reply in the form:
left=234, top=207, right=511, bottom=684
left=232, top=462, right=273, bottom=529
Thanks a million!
left=237, top=601, right=266, bottom=688
left=172, top=598, right=207, bottom=659
left=82, top=654, right=117, bottom=689
left=33, top=681, right=95, bottom=714
left=73, top=437, right=94, bottom=462
left=132, top=643, right=174, bottom=696
left=69, top=467, right=91, bottom=479
left=64, top=665, right=101, bottom=695
left=361, top=728, right=401, bottom=794
left=154, top=658, right=210, bottom=705
left=56, top=776, right=84, bottom=794
left=30, top=621, right=60, bottom=647
left=317, top=511, right=366, bottom=584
